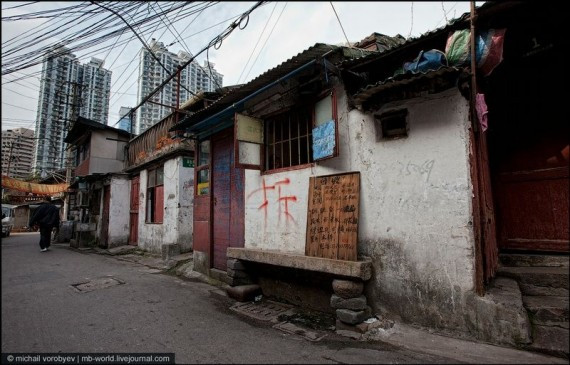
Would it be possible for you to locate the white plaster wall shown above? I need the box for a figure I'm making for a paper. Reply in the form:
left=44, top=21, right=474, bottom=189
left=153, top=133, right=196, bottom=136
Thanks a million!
left=177, top=157, right=194, bottom=252
left=138, top=157, right=194, bottom=253
left=245, top=85, right=355, bottom=253
left=243, top=85, right=476, bottom=331
left=108, top=175, right=130, bottom=246
left=351, top=89, right=476, bottom=329
left=353, top=88, right=475, bottom=288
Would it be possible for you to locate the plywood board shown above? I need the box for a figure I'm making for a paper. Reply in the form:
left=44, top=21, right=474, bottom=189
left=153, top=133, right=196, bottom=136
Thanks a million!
left=305, top=172, right=360, bottom=261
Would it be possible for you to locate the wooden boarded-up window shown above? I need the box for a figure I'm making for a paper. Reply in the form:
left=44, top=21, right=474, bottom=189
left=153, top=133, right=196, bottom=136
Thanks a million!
left=305, top=172, right=360, bottom=261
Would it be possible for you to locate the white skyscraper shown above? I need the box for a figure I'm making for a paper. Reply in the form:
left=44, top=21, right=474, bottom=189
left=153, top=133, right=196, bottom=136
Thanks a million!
left=80, top=57, right=112, bottom=125
left=1, top=128, right=35, bottom=179
left=135, top=39, right=223, bottom=135
left=33, top=47, right=112, bottom=177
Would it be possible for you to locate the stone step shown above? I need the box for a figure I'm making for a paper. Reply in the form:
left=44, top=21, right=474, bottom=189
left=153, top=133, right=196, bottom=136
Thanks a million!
left=520, top=283, right=569, bottom=297
left=500, top=254, right=569, bottom=268
left=526, top=325, right=570, bottom=359
left=496, top=266, right=569, bottom=294
left=523, top=295, right=569, bottom=328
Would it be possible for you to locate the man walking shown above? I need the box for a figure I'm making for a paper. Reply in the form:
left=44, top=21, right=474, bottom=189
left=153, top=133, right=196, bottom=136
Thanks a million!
left=29, top=196, right=60, bottom=252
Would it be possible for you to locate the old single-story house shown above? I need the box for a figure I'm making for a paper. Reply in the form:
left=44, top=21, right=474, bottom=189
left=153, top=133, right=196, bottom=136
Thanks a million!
left=124, top=105, right=197, bottom=257
left=170, top=2, right=567, bottom=355
left=64, top=117, right=131, bottom=248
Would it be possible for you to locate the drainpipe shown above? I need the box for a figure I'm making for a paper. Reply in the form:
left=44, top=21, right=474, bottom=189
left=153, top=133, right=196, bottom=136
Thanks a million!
left=183, top=49, right=335, bottom=134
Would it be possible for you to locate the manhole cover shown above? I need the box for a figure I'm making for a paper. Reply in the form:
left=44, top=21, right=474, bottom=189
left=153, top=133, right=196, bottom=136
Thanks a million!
left=230, top=300, right=294, bottom=321
left=71, top=277, right=124, bottom=293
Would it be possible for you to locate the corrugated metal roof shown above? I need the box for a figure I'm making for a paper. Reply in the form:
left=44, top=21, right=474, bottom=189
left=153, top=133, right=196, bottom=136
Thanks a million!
left=170, top=43, right=345, bottom=132
left=353, top=66, right=463, bottom=106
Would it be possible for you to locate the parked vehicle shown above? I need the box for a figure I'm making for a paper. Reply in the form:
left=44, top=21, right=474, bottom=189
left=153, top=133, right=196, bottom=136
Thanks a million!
left=2, top=204, right=16, bottom=237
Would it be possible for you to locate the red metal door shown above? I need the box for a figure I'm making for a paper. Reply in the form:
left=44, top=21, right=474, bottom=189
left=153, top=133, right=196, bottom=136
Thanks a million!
left=211, top=130, right=245, bottom=271
left=129, top=176, right=140, bottom=245
left=101, top=185, right=111, bottom=247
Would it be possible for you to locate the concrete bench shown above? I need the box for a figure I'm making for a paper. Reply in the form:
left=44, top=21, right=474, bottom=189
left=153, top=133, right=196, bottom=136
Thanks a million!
left=226, top=247, right=372, bottom=280
left=226, top=247, right=375, bottom=329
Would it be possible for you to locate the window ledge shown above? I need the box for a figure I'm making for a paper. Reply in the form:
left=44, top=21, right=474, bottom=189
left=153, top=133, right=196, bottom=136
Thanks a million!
left=261, top=163, right=315, bottom=176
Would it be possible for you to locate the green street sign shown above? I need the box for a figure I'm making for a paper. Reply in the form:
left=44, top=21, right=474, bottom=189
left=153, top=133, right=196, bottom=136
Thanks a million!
left=183, top=157, right=194, bottom=168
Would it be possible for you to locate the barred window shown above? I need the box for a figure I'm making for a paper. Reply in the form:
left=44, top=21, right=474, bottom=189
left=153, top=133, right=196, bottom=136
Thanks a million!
left=265, top=105, right=313, bottom=171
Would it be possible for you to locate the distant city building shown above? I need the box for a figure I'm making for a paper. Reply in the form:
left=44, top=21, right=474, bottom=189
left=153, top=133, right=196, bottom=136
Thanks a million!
left=1, top=128, right=35, bottom=179
left=116, top=106, right=133, bottom=133
left=135, top=39, right=223, bottom=134
left=33, top=46, right=112, bottom=177
left=80, top=57, right=112, bottom=125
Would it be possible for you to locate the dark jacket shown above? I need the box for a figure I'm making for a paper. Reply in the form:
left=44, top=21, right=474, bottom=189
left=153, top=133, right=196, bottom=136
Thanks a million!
left=30, top=202, right=60, bottom=227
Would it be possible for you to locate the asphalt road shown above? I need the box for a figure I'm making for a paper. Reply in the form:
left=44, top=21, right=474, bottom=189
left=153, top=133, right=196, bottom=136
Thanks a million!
left=1, top=232, right=456, bottom=364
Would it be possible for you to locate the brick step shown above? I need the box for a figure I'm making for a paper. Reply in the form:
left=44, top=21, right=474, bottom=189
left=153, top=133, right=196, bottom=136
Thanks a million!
left=523, top=295, right=569, bottom=328
left=500, top=254, right=569, bottom=268
left=496, top=266, right=569, bottom=295
left=526, top=325, right=569, bottom=359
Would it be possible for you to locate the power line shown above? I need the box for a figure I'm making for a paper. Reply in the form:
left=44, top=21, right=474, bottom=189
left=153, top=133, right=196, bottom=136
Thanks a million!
left=2, top=2, right=203, bottom=75
left=435, top=2, right=459, bottom=28
left=441, top=2, right=449, bottom=24
left=237, top=2, right=278, bottom=84
left=115, top=1, right=266, bottom=128
left=330, top=2, right=351, bottom=47
left=1, top=1, right=40, bottom=11
left=243, top=2, right=287, bottom=83
left=2, top=101, right=37, bottom=112
left=3, top=87, right=38, bottom=100
left=408, top=2, right=414, bottom=38
left=91, top=1, right=199, bottom=99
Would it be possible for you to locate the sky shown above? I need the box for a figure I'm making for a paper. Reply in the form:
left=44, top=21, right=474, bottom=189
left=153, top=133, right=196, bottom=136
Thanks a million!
left=1, top=1, right=477, bottom=132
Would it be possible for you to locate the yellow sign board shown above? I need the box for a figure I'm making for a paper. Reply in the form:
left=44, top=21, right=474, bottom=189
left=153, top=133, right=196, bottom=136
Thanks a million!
left=236, top=113, right=263, bottom=144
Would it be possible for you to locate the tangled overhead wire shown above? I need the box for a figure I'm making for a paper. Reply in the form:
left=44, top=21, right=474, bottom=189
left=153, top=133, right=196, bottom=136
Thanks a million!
left=1, top=2, right=215, bottom=76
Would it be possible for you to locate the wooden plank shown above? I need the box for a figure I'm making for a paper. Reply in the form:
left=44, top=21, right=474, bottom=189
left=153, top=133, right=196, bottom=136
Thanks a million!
left=337, top=173, right=360, bottom=261
left=305, top=172, right=360, bottom=261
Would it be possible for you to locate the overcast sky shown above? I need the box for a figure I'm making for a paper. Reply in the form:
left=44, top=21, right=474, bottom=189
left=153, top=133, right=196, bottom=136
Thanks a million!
left=1, top=1, right=477, bottom=132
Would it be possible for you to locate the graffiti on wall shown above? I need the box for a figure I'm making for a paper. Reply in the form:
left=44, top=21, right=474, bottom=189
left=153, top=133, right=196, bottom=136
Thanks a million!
left=247, top=177, right=298, bottom=225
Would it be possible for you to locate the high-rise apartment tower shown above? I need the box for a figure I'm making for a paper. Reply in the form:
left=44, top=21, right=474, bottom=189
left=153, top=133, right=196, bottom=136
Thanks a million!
left=33, top=46, right=112, bottom=177
left=135, top=39, right=223, bottom=134
left=1, top=128, right=35, bottom=179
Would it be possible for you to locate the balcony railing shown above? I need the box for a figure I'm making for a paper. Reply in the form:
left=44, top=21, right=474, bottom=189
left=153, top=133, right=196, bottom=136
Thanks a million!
left=126, top=111, right=193, bottom=169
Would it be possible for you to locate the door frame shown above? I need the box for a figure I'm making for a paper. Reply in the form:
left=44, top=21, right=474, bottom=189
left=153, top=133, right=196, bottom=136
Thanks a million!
left=101, top=184, right=111, bottom=247
left=209, top=128, right=245, bottom=271
left=129, top=175, right=140, bottom=246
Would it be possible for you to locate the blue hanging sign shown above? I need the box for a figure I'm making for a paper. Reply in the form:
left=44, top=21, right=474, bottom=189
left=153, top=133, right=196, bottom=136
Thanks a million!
left=312, top=120, right=335, bottom=160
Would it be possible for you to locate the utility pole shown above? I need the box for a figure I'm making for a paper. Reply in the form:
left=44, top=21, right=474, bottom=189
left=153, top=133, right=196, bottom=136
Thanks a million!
left=5, top=138, right=17, bottom=178
left=62, top=81, right=82, bottom=221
